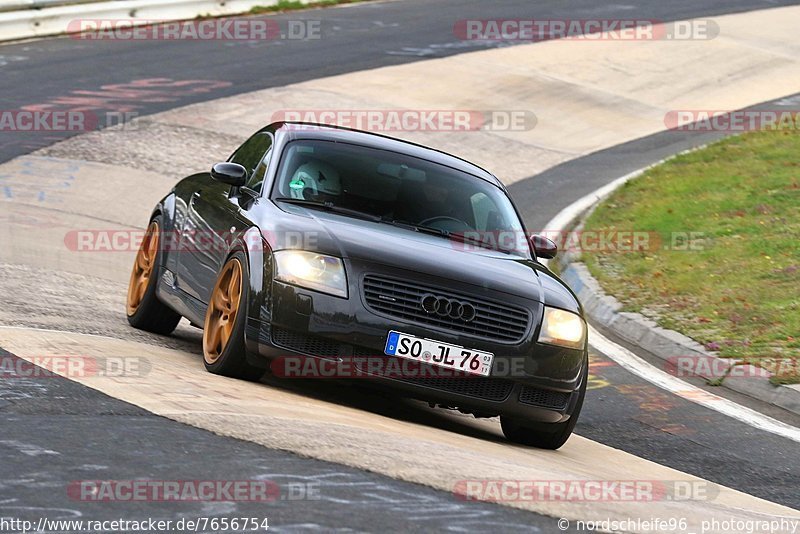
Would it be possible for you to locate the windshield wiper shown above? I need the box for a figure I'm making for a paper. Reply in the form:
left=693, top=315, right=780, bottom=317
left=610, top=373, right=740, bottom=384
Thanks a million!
left=382, top=219, right=513, bottom=254
left=379, top=218, right=449, bottom=237
left=447, top=230, right=513, bottom=254
left=274, top=198, right=382, bottom=222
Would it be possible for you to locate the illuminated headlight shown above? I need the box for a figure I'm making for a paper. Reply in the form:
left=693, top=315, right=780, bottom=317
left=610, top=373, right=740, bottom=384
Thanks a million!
left=274, top=250, right=348, bottom=298
left=537, top=307, right=586, bottom=349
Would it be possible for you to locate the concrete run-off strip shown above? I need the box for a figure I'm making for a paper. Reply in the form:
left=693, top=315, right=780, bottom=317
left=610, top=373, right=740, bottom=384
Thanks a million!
left=0, top=326, right=796, bottom=531
left=2, top=5, right=800, bottom=530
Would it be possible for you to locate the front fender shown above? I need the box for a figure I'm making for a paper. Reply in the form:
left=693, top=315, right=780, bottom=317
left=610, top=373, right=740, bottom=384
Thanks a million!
left=233, top=227, right=274, bottom=356
left=150, top=193, right=178, bottom=274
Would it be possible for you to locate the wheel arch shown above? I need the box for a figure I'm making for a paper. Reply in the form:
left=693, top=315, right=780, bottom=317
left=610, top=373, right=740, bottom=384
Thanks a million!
left=228, top=226, right=274, bottom=356
left=149, top=193, right=178, bottom=273
left=149, top=192, right=176, bottom=228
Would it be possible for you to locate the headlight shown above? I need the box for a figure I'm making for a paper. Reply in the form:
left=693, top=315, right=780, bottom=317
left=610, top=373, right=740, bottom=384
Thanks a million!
left=274, top=250, right=348, bottom=298
left=537, top=307, right=586, bottom=349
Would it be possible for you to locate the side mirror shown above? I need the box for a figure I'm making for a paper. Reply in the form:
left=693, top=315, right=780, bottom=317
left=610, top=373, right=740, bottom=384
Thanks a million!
left=530, top=234, right=558, bottom=259
left=211, top=162, right=247, bottom=187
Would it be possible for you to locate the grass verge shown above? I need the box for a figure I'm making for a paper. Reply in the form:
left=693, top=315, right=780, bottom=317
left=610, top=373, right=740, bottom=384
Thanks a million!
left=581, top=129, right=800, bottom=384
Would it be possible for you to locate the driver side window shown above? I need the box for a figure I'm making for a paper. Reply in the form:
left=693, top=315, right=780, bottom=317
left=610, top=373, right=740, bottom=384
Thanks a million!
left=229, top=132, right=273, bottom=193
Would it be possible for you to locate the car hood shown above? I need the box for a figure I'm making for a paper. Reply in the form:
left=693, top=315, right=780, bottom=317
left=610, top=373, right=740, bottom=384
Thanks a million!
left=268, top=207, right=560, bottom=304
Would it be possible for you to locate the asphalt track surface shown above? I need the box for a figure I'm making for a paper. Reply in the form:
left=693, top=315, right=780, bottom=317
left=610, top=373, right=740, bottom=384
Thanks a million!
left=0, top=348, right=549, bottom=532
left=2, top=0, right=800, bottom=531
left=1, top=0, right=799, bottom=163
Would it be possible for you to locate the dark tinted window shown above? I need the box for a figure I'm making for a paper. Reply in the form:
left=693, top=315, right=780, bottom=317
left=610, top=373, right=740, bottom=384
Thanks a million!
left=272, top=140, right=527, bottom=256
left=229, top=132, right=273, bottom=192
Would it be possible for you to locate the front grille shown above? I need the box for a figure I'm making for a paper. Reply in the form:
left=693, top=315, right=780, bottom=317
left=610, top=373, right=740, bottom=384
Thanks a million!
left=271, top=327, right=341, bottom=358
left=519, top=386, right=570, bottom=410
left=362, top=275, right=530, bottom=343
left=400, top=374, right=514, bottom=401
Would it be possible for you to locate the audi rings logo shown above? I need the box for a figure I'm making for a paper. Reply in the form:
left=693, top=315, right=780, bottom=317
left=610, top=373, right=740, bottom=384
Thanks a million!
left=420, top=294, right=477, bottom=322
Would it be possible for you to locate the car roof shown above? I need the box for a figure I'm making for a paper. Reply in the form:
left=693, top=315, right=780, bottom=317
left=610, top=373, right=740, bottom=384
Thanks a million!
left=270, top=121, right=505, bottom=189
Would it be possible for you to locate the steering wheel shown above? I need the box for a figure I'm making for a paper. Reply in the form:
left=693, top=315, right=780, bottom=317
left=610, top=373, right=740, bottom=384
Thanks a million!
left=417, top=216, right=470, bottom=229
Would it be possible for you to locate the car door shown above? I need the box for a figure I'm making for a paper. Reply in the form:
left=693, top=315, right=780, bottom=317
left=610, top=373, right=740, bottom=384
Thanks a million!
left=176, top=131, right=274, bottom=304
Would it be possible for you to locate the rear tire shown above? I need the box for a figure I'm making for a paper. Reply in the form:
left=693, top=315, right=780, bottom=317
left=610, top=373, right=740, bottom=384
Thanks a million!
left=126, top=217, right=182, bottom=335
left=501, top=357, right=588, bottom=450
left=202, top=251, right=264, bottom=382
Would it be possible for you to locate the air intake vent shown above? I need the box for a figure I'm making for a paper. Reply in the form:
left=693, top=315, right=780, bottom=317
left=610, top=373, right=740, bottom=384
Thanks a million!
left=519, top=386, right=570, bottom=410
left=271, top=327, right=342, bottom=358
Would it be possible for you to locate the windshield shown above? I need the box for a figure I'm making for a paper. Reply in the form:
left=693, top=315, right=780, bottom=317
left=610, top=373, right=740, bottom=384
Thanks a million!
left=272, top=140, right=529, bottom=257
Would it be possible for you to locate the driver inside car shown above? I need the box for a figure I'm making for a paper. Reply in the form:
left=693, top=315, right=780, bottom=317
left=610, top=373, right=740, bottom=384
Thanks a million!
left=289, top=159, right=342, bottom=203
left=394, top=179, right=474, bottom=231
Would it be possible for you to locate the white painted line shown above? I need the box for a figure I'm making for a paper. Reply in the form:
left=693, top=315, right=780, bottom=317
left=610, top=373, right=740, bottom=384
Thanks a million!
left=541, top=155, right=800, bottom=444
left=589, top=325, right=800, bottom=444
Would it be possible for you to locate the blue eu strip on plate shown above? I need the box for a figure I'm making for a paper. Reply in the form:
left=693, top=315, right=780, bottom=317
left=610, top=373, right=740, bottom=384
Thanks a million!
left=385, top=331, right=400, bottom=355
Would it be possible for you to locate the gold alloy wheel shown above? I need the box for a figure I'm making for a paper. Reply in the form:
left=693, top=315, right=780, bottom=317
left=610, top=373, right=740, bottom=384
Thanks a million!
left=126, top=221, right=159, bottom=316
left=203, top=258, right=243, bottom=365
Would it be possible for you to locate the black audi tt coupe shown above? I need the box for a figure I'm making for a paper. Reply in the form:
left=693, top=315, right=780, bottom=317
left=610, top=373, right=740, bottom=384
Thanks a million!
left=126, top=122, right=588, bottom=449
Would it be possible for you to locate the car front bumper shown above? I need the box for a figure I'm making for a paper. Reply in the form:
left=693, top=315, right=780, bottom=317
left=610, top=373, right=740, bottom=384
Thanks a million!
left=246, top=260, right=586, bottom=423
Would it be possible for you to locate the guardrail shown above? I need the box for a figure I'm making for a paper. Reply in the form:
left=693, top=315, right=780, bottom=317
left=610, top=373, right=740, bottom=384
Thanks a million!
left=0, top=0, right=307, bottom=42
left=0, top=0, right=111, bottom=13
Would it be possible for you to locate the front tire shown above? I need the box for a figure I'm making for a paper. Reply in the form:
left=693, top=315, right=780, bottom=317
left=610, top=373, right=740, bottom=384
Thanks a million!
left=501, top=357, right=588, bottom=450
left=202, top=251, right=264, bottom=381
left=126, top=218, right=182, bottom=335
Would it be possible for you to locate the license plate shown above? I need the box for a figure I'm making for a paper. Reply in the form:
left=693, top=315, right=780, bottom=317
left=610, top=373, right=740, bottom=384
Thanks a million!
left=384, top=331, right=494, bottom=377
